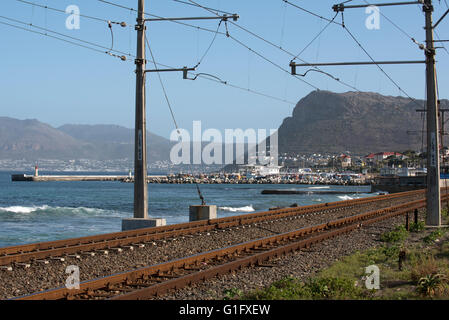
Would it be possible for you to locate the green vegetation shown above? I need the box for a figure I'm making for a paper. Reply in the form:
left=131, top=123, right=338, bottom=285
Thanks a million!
left=442, top=208, right=449, bottom=219
left=380, top=225, right=409, bottom=243
left=409, top=221, right=425, bottom=233
left=223, top=288, right=244, bottom=300
left=243, top=276, right=371, bottom=300
left=423, top=229, right=446, bottom=244
left=240, top=225, right=449, bottom=300
left=416, top=273, right=449, bottom=297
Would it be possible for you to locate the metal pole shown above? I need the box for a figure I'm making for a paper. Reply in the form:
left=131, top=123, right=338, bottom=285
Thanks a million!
left=291, top=60, right=425, bottom=67
left=134, top=0, right=148, bottom=219
left=424, top=0, right=441, bottom=226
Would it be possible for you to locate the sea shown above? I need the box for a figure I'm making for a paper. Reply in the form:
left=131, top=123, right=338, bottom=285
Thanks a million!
left=0, top=171, right=376, bottom=248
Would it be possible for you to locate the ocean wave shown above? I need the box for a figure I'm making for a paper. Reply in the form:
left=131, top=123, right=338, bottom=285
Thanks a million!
left=0, top=205, right=123, bottom=217
left=218, top=205, right=255, bottom=212
left=337, top=195, right=354, bottom=201
left=0, top=205, right=49, bottom=214
left=308, top=186, right=330, bottom=189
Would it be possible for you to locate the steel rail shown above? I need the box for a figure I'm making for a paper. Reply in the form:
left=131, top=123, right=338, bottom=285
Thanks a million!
left=0, top=190, right=425, bottom=266
left=0, top=189, right=423, bottom=257
left=15, top=198, right=427, bottom=300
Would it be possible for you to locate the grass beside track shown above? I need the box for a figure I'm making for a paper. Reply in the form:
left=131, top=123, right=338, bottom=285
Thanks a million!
left=225, top=209, right=449, bottom=300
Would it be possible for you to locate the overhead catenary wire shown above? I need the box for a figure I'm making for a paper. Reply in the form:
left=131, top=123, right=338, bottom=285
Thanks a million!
left=98, top=0, right=228, bottom=36
left=99, top=0, right=361, bottom=92
left=0, top=15, right=131, bottom=61
left=361, top=0, right=426, bottom=51
left=340, top=18, right=423, bottom=107
left=172, top=0, right=234, bottom=16
left=0, top=12, right=294, bottom=106
left=101, top=0, right=319, bottom=90
left=97, top=0, right=305, bottom=102
left=193, top=19, right=223, bottom=69
left=14, top=0, right=125, bottom=25
left=0, top=18, right=130, bottom=62
left=282, top=0, right=343, bottom=26
left=184, top=0, right=362, bottom=92
left=291, top=12, right=339, bottom=62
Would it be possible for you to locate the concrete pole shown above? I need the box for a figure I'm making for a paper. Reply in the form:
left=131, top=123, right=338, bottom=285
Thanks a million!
left=134, top=0, right=148, bottom=219
left=424, top=0, right=441, bottom=226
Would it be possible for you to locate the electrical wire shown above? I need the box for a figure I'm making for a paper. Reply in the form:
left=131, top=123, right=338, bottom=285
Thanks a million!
left=193, top=19, right=223, bottom=68
left=282, top=0, right=343, bottom=26
left=291, top=12, right=339, bottom=62
left=361, top=0, right=427, bottom=51
left=98, top=0, right=308, bottom=104
left=172, top=0, right=234, bottom=16
left=145, top=32, right=206, bottom=205
left=341, top=21, right=423, bottom=108
left=184, top=0, right=361, bottom=92
left=98, top=0, right=227, bottom=36
left=0, top=15, right=131, bottom=61
left=14, top=0, right=118, bottom=24
left=435, top=29, right=449, bottom=56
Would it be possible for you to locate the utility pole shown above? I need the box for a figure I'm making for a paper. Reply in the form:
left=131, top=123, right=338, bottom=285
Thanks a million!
left=134, top=0, right=148, bottom=219
left=129, top=1, right=238, bottom=223
left=290, top=0, right=446, bottom=227
left=424, top=0, right=441, bottom=226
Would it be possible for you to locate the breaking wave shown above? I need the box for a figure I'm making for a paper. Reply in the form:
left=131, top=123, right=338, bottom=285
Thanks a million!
left=218, top=205, right=255, bottom=212
left=0, top=205, right=49, bottom=214
left=0, top=205, right=122, bottom=217
left=337, top=195, right=354, bottom=201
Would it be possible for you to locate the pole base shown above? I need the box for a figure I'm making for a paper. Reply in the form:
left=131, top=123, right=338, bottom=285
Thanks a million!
left=189, top=205, right=217, bottom=222
left=425, top=225, right=449, bottom=229
left=122, top=218, right=166, bottom=231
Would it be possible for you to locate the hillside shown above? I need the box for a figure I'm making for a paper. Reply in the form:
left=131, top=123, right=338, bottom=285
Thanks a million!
left=277, top=90, right=449, bottom=155
left=0, top=118, right=172, bottom=162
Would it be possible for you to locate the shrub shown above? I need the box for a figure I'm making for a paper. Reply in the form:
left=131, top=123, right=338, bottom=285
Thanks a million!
left=410, top=255, right=440, bottom=282
left=416, top=273, right=449, bottom=297
left=381, top=226, right=409, bottom=243
left=244, top=276, right=371, bottom=300
left=423, top=230, right=445, bottom=244
left=223, top=288, right=244, bottom=300
left=409, top=221, right=425, bottom=233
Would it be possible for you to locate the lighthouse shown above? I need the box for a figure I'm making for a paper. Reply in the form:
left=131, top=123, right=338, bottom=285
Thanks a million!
left=34, top=164, right=39, bottom=177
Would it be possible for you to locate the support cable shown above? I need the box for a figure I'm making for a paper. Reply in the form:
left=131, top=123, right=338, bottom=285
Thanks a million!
left=145, top=32, right=206, bottom=205
left=185, top=0, right=361, bottom=91
left=340, top=19, right=422, bottom=107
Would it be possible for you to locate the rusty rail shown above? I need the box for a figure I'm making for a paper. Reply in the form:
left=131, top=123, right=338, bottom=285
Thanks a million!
left=0, top=190, right=425, bottom=266
left=15, top=198, right=426, bottom=300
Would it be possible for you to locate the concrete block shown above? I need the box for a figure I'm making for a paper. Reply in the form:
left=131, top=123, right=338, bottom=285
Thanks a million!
left=189, top=205, right=217, bottom=222
left=122, top=218, right=166, bottom=231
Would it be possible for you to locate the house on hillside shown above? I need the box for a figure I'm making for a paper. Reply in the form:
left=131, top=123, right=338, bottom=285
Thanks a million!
left=364, top=153, right=375, bottom=165
left=373, top=152, right=402, bottom=163
left=339, top=154, right=352, bottom=168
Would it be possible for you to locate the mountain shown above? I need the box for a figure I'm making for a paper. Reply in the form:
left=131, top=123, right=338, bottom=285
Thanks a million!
left=0, top=117, right=172, bottom=162
left=58, top=124, right=172, bottom=162
left=278, top=90, right=449, bottom=155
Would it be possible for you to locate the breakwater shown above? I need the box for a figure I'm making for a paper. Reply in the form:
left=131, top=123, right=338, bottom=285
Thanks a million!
left=11, top=174, right=369, bottom=185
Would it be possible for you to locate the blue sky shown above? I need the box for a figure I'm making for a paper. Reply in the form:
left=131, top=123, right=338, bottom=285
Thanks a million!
left=0, top=0, right=448, bottom=139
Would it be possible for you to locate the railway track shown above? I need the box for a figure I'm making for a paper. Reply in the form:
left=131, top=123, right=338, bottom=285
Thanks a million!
left=0, top=190, right=426, bottom=267
left=15, top=197, right=427, bottom=300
